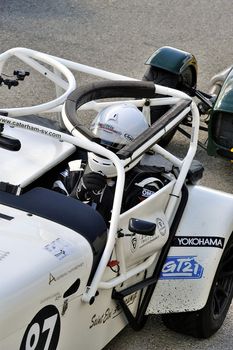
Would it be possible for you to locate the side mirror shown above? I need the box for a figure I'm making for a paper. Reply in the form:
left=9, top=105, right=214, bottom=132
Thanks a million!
left=128, top=218, right=156, bottom=236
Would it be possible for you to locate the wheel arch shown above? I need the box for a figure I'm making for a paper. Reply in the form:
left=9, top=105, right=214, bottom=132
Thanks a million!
left=145, top=46, right=197, bottom=88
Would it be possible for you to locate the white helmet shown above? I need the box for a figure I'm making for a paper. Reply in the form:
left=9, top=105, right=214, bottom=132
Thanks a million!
left=88, top=103, right=148, bottom=177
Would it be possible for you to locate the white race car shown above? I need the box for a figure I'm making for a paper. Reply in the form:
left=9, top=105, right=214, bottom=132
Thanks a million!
left=0, top=48, right=233, bottom=350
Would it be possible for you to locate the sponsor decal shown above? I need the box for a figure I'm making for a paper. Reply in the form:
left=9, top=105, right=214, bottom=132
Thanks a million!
left=130, top=235, right=138, bottom=253
left=20, top=305, right=60, bottom=350
left=124, top=133, right=134, bottom=142
left=156, top=218, right=167, bottom=236
left=95, top=122, right=122, bottom=135
left=130, top=224, right=161, bottom=253
left=40, top=292, right=61, bottom=304
left=172, top=236, right=224, bottom=249
left=141, top=188, right=155, bottom=198
left=44, top=238, right=74, bottom=261
left=89, top=292, right=137, bottom=329
left=49, top=273, right=57, bottom=285
left=0, top=116, right=61, bottom=139
left=138, top=233, right=159, bottom=248
left=90, top=308, right=112, bottom=329
left=0, top=250, right=10, bottom=262
left=48, top=263, right=84, bottom=285
left=160, top=256, right=204, bottom=280
left=61, top=300, right=68, bottom=316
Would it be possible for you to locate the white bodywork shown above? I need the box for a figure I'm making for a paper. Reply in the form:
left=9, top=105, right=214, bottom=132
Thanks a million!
left=0, top=47, right=232, bottom=349
left=0, top=125, right=75, bottom=188
left=0, top=205, right=138, bottom=350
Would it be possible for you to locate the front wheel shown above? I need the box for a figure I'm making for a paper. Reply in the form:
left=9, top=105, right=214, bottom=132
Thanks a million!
left=162, top=233, right=233, bottom=338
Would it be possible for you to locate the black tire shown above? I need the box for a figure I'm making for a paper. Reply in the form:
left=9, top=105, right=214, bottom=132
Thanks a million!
left=142, top=66, right=194, bottom=146
left=162, top=233, right=233, bottom=338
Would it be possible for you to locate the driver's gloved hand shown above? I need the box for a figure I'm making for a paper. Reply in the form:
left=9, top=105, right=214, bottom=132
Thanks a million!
left=76, top=172, right=107, bottom=202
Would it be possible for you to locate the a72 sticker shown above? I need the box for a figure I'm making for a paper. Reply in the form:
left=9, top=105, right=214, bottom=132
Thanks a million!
left=160, top=256, right=204, bottom=280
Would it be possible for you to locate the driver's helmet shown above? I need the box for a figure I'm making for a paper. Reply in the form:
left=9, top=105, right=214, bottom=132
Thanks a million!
left=88, top=103, right=148, bottom=177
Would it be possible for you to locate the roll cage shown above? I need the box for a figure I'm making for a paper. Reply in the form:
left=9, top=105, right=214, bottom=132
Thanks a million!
left=0, top=48, right=199, bottom=304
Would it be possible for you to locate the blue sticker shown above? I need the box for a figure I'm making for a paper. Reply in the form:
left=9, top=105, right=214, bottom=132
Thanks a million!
left=160, top=256, right=204, bottom=280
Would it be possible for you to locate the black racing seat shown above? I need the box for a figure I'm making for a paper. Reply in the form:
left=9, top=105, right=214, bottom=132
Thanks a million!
left=0, top=188, right=107, bottom=273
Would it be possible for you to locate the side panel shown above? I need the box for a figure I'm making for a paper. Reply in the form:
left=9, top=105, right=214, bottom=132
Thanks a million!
left=0, top=205, right=140, bottom=350
left=0, top=205, right=91, bottom=349
left=1, top=289, right=140, bottom=350
left=147, top=185, right=233, bottom=314
left=118, top=180, right=174, bottom=268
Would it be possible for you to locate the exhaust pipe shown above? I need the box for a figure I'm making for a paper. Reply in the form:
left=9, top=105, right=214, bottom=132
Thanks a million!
left=209, top=66, right=232, bottom=95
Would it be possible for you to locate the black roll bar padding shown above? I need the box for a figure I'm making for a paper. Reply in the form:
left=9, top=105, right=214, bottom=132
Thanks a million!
left=117, top=100, right=191, bottom=160
left=0, top=111, right=8, bottom=116
left=65, top=80, right=156, bottom=140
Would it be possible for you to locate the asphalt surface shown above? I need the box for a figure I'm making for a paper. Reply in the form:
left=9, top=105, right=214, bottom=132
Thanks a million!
left=1, top=1, right=233, bottom=349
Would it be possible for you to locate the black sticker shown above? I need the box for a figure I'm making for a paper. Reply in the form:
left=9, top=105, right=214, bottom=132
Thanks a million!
left=172, top=236, right=225, bottom=249
left=20, top=305, right=60, bottom=350
left=0, top=212, right=14, bottom=220
left=130, top=236, right=138, bottom=253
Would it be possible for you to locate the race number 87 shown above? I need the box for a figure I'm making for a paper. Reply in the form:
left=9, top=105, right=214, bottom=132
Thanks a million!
left=20, top=305, right=61, bottom=350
